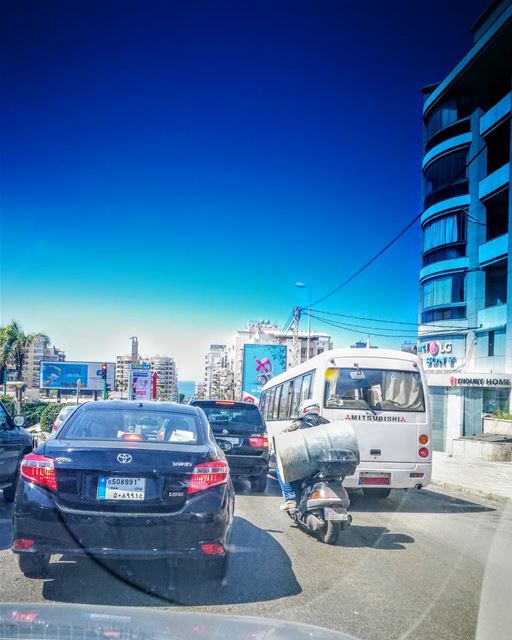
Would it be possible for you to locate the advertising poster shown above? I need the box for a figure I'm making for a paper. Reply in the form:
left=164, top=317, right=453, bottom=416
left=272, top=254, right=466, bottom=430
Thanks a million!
left=129, top=366, right=152, bottom=401
left=41, top=362, right=89, bottom=389
left=40, top=362, right=116, bottom=391
left=241, top=344, right=287, bottom=403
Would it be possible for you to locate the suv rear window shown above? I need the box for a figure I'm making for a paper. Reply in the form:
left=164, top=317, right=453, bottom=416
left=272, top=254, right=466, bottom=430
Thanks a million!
left=192, top=401, right=264, bottom=434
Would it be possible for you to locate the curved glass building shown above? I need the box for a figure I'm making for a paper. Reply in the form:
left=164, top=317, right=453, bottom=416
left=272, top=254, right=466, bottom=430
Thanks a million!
left=418, top=0, right=512, bottom=450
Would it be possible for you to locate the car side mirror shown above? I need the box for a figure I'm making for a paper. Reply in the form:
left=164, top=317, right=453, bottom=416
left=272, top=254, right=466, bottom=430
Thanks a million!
left=14, top=415, right=25, bottom=427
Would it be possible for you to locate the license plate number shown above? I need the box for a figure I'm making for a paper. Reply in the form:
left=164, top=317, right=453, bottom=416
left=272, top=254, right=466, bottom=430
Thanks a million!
left=358, top=472, right=390, bottom=486
left=97, top=476, right=146, bottom=501
left=324, top=507, right=349, bottom=521
left=219, top=437, right=240, bottom=445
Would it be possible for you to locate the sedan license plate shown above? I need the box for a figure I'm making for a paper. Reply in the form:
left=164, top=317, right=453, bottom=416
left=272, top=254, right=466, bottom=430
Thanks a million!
left=97, top=476, right=146, bottom=501
left=324, top=507, right=349, bottom=522
left=219, top=436, right=240, bottom=445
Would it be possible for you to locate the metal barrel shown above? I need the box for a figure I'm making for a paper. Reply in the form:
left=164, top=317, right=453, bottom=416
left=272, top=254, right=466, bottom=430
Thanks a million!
left=274, top=421, right=359, bottom=483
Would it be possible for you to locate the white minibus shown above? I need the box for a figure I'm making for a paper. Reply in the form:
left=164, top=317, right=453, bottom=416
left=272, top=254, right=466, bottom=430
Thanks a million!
left=260, top=348, right=432, bottom=497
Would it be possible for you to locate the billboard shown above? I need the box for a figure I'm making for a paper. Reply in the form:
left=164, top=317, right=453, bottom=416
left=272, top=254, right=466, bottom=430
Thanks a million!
left=241, top=344, right=287, bottom=403
left=40, top=361, right=116, bottom=391
left=129, top=367, right=152, bottom=401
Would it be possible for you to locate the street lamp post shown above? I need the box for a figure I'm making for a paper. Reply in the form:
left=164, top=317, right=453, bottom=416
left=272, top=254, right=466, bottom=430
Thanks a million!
left=296, top=282, right=312, bottom=361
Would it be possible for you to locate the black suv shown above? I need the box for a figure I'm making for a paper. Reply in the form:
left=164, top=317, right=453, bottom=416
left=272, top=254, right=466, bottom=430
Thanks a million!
left=190, top=400, right=269, bottom=492
left=0, top=401, right=34, bottom=502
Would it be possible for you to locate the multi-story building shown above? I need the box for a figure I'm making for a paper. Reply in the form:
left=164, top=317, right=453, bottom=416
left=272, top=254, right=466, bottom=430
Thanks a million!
left=22, top=336, right=65, bottom=389
left=418, top=0, right=512, bottom=451
left=228, top=321, right=333, bottom=400
left=203, top=344, right=232, bottom=399
left=115, top=351, right=178, bottom=400
left=194, top=381, right=206, bottom=399
left=151, top=355, right=178, bottom=400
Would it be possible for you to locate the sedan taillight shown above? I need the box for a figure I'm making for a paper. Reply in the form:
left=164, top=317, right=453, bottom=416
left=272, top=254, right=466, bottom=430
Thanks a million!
left=187, top=460, right=228, bottom=495
left=20, top=453, right=57, bottom=491
left=248, top=435, right=269, bottom=448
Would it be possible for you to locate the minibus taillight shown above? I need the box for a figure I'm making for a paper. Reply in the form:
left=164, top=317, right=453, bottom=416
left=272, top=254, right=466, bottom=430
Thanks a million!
left=419, top=434, right=429, bottom=445
left=418, top=447, right=429, bottom=458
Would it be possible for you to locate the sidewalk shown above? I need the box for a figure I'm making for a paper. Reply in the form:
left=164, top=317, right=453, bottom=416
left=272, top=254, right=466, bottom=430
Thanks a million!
left=431, top=451, right=512, bottom=504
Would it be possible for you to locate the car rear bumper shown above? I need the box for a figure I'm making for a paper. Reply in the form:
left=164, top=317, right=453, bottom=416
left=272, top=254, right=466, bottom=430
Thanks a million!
left=226, top=454, right=269, bottom=477
left=12, top=483, right=233, bottom=559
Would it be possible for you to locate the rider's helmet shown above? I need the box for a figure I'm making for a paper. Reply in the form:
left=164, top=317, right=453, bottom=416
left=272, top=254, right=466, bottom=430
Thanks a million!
left=298, top=400, right=321, bottom=416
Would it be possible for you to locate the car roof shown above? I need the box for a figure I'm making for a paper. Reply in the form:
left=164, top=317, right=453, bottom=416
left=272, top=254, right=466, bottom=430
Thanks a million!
left=78, top=400, right=199, bottom=415
left=191, top=400, right=257, bottom=408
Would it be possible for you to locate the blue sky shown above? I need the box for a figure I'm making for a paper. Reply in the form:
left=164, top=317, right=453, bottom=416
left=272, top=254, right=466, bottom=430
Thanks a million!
left=1, top=0, right=488, bottom=379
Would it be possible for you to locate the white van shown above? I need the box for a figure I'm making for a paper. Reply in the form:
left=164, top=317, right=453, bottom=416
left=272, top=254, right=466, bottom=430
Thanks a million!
left=260, top=348, right=432, bottom=497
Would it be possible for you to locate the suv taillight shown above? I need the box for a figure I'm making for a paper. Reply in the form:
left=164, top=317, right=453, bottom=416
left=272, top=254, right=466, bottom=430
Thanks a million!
left=248, top=436, right=269, bottom=448
left=53, top=422, right=60, bottom=431
left=20, top=454, right=57, bottom=491
left=187, top=460, right=228, bottom=495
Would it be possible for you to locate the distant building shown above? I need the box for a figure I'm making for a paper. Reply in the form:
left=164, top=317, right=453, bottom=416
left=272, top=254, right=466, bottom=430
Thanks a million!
left=151, top=355, right=178, bottom=400
left=22, top=336, right=65, bottom=389
left=418, top=0, right=512, bottom=451
left=115, top=349, right=178, bottom=400
left=203, top=344, right=233, bottom=399
left=227, top=321, right=333, bottom=400
left=194, top=381, right=206, bottom=399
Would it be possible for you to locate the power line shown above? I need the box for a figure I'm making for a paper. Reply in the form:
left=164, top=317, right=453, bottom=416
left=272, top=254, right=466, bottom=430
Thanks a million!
left=307, top=312, right=420, bottom=339
left=312, top=308, right=466, bottom=330
left=307, top=143, right=488, bottom=310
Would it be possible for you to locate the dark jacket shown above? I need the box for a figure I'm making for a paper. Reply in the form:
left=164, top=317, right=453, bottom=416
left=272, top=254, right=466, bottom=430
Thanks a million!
left=282, top=413, right=330, bottom=433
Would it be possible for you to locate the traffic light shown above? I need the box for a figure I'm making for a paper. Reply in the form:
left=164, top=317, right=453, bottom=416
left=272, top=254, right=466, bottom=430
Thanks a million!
left=101, top=364, right=108, bottom=380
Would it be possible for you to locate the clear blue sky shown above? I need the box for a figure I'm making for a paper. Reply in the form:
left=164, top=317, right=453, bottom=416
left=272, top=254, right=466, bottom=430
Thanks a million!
left=1, top=0, right=488, bottom=379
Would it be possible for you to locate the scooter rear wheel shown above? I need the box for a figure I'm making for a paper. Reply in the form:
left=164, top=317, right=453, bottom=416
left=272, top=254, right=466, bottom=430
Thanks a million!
left=317, top=521, right=341, bottom=545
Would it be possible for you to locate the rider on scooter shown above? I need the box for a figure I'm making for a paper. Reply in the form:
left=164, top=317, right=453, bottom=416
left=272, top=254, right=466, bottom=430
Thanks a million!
left=276, top=399, right=329, bottom=511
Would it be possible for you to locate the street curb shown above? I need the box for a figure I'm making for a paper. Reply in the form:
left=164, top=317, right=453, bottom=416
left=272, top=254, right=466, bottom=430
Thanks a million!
left=430, top=479, right=510, bottom=505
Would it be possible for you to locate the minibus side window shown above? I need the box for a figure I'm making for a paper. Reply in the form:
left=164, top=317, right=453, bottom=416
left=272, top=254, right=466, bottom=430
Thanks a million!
left=272, top=386, right=282, bottom=420
left=290, top=377, right=302, bottom=418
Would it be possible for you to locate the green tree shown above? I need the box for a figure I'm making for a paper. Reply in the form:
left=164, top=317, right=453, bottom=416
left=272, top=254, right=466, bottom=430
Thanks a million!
left=0, top=321, right=49, bottom=401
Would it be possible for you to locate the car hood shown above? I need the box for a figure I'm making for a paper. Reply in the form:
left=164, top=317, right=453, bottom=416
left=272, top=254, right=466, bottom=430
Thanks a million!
left=0, top=604, right=355, bottom=640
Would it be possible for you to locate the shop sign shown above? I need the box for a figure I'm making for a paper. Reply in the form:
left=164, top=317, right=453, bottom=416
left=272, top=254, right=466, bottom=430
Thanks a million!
left=449, top=376, right=512, bottom=387
left=418, top=340, right=457, bottom=368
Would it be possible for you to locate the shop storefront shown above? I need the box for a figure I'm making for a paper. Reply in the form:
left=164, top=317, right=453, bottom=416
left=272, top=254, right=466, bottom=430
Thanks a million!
left=418, top=337, right=511, bottom=451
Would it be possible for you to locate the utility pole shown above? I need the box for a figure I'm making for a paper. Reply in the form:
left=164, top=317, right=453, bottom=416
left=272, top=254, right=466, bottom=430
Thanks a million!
left=292, top=306, right=301, bottom=367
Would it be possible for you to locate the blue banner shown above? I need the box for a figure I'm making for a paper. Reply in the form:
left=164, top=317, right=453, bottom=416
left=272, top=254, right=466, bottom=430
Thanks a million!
left=41, top=362, right=89, bottom=389
left=242, top=344, right=287, bottom=402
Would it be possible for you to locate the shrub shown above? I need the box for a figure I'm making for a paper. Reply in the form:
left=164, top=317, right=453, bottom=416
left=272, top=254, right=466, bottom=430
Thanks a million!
left=40, top=404, right=62, bottom=433
left=492, top=410, right=512, bottom=420
left=0, top=397, right=48, bottom=427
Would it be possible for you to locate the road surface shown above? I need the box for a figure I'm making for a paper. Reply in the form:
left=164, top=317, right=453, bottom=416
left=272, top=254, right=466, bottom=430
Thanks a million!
left=1, top=474, right=510, bottom=640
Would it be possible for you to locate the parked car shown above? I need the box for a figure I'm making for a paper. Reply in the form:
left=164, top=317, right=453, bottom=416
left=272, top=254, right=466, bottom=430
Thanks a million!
left=52, top=404, right=78, bottom=433
left=12, top=400, right=235, bottom=585
left=190, top=400, right=269, bottom=492
left=0, top=401, right=34, bottom=503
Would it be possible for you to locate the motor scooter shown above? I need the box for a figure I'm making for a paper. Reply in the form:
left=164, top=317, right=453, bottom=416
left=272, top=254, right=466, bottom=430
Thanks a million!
left=285, top=448, right=358, bottom=544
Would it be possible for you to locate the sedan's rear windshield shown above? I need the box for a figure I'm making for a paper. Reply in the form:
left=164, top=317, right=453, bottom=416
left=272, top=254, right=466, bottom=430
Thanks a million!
left=324, top=368, right=425, bottom=412
left=61, top=409, right=202, bottom=444
left=193, top=401, right=264, bottom=434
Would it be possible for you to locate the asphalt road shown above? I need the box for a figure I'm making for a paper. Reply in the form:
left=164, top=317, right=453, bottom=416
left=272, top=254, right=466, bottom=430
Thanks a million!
left=1, top=474, right=511, bottom=640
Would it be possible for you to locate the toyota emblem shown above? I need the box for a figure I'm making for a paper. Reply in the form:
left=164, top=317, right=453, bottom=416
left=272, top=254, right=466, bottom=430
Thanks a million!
left=117, top=453, right=133, bottom=464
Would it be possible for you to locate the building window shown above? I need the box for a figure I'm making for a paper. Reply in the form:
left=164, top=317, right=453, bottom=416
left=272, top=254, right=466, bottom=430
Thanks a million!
left=488, top=331, right=495, bottom=357
left=423, top=148, right=469, bottom=209
left=425, top=94, right=470, bottom=141
left=484, top=260, right=507, bottom=307
left=486, top=120, right=510, bottom=175
left=485, top=188, right=509, bottom=241
left=421, top=273, right=466, bottom=324
left=422, top=211, right=466, bottom=265
left=422, top=273, right=465, bottom=308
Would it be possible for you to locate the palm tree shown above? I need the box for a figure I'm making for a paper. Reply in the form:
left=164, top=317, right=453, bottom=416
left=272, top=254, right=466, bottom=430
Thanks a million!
left=1, top=320, right=49, bottom=400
